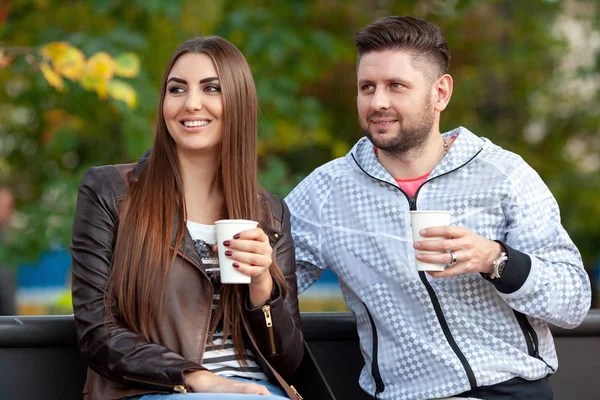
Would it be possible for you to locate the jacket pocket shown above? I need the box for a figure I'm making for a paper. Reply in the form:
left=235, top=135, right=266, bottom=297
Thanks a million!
left=514, top=311, right=555, bottom=372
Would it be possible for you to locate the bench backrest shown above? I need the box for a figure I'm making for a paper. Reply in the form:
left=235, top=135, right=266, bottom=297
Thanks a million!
left=1, top=311, right=600, bottom=400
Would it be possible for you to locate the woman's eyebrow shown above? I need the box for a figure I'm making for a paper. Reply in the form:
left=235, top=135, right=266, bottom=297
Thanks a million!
left=166, top=77, right=219, bottom=84
left=167, top=77, right=186, bottom=84
left=199, top=76, right=219, bottom=84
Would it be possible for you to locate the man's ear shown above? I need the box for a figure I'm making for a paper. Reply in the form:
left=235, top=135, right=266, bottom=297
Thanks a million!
left=433, top=74, right=453, bottom=112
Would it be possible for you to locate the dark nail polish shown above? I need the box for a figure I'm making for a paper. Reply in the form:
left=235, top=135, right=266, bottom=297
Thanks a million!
left=225, top=250, right=233, bottom=256
left=223, top=240, right=230, bottom=246
left=233, top=233, right=241, bottom=239
left=232, top=262, right=239, bottom=268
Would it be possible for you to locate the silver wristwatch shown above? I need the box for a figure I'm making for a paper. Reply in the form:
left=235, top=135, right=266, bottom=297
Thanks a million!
left=489, top=251, right=508, bottom=279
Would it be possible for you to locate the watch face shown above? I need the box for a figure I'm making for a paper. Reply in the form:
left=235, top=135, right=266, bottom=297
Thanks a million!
left=497, top=253, right=508, bottom=275
left=491, top=252, right=508, bottom=279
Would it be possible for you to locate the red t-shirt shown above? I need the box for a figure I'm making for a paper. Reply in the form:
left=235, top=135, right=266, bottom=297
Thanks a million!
left=374, top=135, right=456, bottom=197
left=395, top=172, right=430, bottom=198
left=373, top=146, right=431, bottom=197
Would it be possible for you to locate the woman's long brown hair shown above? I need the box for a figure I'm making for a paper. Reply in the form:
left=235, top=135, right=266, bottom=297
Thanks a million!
left=106, top=37, right=287, bottom=363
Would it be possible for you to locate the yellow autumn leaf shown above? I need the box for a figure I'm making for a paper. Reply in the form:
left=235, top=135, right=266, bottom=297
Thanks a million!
left=53, top=46, right=85, bottom=81
left=80, top=52, right=115, bottom=99
left=108, top=79, right=137, bottom=109
left=84, top=52, right=115, bottom=81
left=114, top=52, right=140, bottom=78
left=40, top=42, right=69, bottom=60
left=40, top=42, right=86, bottom=81
left=80, top=73, right=108, bottom=99
left=97, top=80, right=110, bottom=99
left=40, top=62, right=64, bottom=91
left=80, top=73, right=99, bottom=92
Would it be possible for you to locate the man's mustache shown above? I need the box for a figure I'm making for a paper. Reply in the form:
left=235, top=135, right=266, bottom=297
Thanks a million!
left=367, top=111, right=401, bottom=120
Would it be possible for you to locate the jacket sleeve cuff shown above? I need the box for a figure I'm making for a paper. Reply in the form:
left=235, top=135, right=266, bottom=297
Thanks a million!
left=245, top=281, right=280, bottom=310
left=482, top=241, right=531, bottom=294
left=179, top=367, right=207, bottom=393
left=244, top=281, right=286, bottom=355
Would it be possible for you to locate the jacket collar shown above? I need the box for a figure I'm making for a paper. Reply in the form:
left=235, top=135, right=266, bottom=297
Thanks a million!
left=171, top=210, right=204, bottom=269
left=132, top=149, right=152, bottom=183
left=347, top=126, right=487, bottom=182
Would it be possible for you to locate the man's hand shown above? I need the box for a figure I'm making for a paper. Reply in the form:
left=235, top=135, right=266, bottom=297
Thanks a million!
left=413, top=225, right=503, bottom=278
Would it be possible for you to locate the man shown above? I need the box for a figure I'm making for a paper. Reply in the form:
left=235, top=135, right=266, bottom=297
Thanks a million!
left=0, top=186, right=16, bottom=315
left=285, top=16, right=590, bottom=400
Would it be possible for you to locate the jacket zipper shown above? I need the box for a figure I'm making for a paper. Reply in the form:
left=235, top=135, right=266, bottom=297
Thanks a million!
left=418, top=271, right=477, bottom=390
left=514, top=311, right=556, bottom=372
left=122, top=376, right=188, bottom=393
left=261, top=303, right=277, bottom=355
left=364, top=304, right=385, bottom=396
left=352, top=148, right=483, bottom=393
left=240, top=316, right=301, bottom=400
left=290, top=385, right=304, bottom=400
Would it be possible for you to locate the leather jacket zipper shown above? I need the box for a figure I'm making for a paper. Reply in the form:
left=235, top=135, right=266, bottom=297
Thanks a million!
left=123, top=376, right=188, bottom=393
left=290, top=385, right=304, bottom=400
left=240, top=316, right=300, bottom=399
left=261, top=303, right=277, bottom=355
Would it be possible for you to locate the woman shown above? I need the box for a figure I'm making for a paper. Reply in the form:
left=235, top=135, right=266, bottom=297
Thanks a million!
left=71, top=37, right=304, bottom=400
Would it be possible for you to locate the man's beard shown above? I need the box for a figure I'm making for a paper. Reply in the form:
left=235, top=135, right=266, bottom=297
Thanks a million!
left=361, top=105, right=436, bottom=156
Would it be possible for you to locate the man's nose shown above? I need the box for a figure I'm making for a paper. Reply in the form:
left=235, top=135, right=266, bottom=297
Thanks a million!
left=371, top=88, right=390, bottom=110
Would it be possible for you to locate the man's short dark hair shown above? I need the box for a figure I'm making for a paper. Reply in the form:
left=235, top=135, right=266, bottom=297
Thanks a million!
left=353, top=16, right=450, bottom=77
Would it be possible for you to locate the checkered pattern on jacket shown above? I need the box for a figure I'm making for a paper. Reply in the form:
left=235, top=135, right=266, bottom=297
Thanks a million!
left=286, top=127, right=590, bottom=400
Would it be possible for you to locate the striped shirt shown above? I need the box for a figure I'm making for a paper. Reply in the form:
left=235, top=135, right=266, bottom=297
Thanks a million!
left=186, top=220, right=267, bottom=380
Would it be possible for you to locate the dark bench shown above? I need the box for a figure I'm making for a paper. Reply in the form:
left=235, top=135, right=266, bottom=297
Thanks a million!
left=1, top=311, right=599, bottom=400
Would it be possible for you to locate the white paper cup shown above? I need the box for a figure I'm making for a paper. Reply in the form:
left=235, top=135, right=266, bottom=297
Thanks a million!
left=215, top=219, right=258, bottom=284
left=409, top=210, right=452, bottom=271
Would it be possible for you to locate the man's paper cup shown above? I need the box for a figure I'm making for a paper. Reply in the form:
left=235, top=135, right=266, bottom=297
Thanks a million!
left=215, top=219, right=258, bottom=284
left=409, top=210, right=452, bottom=271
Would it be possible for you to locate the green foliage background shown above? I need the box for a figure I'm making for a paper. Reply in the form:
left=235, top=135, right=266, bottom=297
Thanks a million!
left=1, top=0, right=599, bottom=274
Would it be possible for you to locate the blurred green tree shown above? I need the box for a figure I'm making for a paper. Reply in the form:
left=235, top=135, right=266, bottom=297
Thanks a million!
left=1, top=0, right=599, bottom=277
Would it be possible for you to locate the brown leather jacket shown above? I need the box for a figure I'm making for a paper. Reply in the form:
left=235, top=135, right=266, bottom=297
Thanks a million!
left=71, top=158, right=304, bottom=400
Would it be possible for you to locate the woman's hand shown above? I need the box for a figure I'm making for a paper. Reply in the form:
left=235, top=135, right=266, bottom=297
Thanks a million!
left=218, top=227, right=273, bottom=283
left=214, top=227, right=274, bottom=306
left=184, top=370, right=271, bottom=395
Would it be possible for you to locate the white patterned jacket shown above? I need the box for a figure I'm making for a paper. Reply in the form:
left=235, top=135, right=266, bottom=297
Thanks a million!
left=285, top=127, right=591, bottom=400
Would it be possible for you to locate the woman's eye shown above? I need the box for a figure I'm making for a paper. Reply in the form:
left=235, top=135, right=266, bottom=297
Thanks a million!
left=205, top=85, right=221, bottom=93
left=168, top=86, right=185, bottom=94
